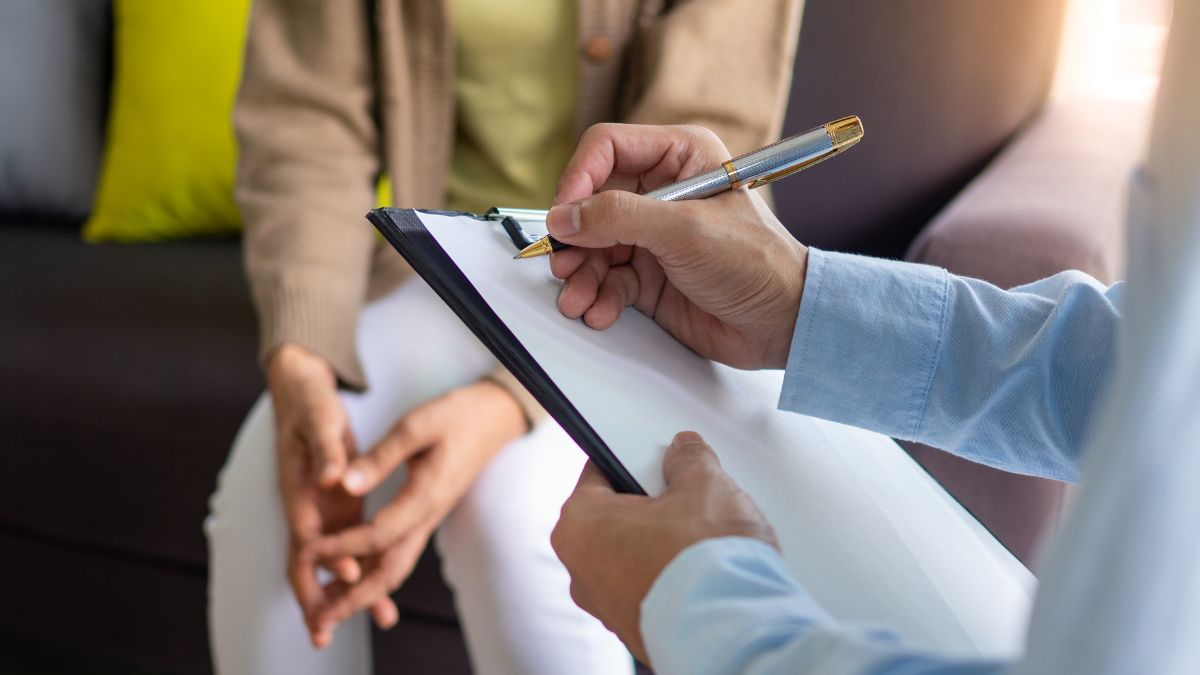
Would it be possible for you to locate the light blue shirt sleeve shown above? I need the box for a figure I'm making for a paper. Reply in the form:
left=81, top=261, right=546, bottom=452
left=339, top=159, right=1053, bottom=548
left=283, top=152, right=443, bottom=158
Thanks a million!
left=640, top=230, right=1200, bottom=675
left=641, top=250, right=1128, bottom=675
left=780, top=249, right=1124, bottom=482
left=641, top=537, right=1007, bottom=675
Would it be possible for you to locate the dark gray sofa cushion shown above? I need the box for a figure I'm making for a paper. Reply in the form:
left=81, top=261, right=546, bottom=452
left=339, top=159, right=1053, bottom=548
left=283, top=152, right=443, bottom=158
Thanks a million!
left=0, top=1, right=110, bottom=220
left=0, top=225, right=261, bottom=566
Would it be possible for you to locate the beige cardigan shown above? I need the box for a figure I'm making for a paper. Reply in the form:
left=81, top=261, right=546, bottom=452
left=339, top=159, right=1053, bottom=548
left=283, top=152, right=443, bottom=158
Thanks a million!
left=234, top=0, right=803, bottom=416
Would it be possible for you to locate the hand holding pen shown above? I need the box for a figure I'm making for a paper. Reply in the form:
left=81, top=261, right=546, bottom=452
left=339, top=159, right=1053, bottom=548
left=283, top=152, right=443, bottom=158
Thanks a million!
left=515, top=116, right=863, bottom=259
left=542, top=123, right=839, bottom=369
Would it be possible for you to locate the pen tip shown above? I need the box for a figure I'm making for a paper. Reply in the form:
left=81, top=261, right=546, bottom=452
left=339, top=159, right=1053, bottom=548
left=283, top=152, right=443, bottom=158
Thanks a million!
left=514, top=239, right=551, bottom=259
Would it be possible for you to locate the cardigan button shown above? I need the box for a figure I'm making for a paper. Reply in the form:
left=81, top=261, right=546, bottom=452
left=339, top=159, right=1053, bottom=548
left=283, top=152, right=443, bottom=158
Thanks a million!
left=584, top=36, right=613, bottom=64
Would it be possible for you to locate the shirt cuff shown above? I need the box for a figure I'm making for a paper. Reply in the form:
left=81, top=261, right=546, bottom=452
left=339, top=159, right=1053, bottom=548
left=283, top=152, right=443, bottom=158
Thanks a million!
left=779, top=249, right=951, bottom=440
left=641, top=537, right=833, bottom=675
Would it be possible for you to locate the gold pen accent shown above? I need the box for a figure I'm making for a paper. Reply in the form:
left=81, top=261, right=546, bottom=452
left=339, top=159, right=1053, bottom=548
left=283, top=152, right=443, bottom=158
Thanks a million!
left=514, top=237, right=555, bottom=259
left=825, top=115, right=864, bottom=151
left=723, top=160, right=744, bottom=189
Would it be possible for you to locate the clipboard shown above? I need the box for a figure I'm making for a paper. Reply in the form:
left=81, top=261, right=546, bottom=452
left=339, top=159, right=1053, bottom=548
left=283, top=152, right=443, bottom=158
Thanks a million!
left=370, top=206, right=643, bottom=494
left=366, top=206, right=1036, bottom=657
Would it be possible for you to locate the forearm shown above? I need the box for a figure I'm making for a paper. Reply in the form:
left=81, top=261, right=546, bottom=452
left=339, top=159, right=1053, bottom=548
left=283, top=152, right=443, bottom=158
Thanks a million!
left=780, top=249, right=1123, bottom=481
left=237, top=0, right=382, bottom=389
left=642, top=538, right=1009, bottom=675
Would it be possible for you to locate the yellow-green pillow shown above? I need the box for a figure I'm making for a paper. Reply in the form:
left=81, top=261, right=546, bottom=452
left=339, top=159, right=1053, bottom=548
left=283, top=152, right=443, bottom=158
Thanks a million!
left=83, top=0, right=250, bottom=242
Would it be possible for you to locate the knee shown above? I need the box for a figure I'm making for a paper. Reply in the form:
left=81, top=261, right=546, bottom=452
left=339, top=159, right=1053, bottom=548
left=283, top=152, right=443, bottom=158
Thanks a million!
left=206, top=398, right=279, bottom=540
left=439, top=432, right=578, bottom=571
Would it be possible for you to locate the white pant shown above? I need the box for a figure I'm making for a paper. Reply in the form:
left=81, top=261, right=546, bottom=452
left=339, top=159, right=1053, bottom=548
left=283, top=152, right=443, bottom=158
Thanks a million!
left=205, top=279, right=633, bottom=675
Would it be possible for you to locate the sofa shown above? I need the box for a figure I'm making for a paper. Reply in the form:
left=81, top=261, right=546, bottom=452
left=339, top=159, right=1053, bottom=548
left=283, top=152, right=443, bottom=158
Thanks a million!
left=1, top=0, right=1148, bottom=672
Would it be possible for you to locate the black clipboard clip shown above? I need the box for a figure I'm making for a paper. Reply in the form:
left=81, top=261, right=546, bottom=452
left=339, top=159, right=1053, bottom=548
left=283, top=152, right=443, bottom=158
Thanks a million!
left=485, top=207, right=550, bottom=253
left=414, top=207, right=550, bottom=253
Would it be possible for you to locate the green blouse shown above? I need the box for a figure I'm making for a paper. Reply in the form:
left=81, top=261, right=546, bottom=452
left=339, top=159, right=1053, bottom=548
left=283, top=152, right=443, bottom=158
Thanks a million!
left=444, top=0, right=579, bottom=213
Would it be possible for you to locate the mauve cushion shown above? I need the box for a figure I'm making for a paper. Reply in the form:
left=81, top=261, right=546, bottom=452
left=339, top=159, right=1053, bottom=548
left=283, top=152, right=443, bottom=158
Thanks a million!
left=0, top=1, right=110, bottom=220
left=907, top=98, right=1153, bottom=287
left=778, top=0, right=1067, bottom=258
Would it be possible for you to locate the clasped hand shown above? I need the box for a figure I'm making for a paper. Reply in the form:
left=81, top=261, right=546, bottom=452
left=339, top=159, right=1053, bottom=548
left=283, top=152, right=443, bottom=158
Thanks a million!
left=268, top=345, right=525, bottom=648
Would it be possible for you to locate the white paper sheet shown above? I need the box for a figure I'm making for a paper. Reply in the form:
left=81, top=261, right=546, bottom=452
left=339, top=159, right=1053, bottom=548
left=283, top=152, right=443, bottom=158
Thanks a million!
left=415, top=211, right=1035, bottom=658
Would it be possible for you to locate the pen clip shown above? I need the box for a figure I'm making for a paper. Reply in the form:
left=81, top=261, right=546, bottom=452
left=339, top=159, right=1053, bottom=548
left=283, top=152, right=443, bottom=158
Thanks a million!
left=744, top=152, right=839, bottom=190
left=745, top=116, right=863, bottom=190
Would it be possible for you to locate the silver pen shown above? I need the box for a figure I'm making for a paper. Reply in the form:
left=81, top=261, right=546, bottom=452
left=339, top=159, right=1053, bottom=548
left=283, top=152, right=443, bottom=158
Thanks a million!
left=513, top=115, right=864, bottom=259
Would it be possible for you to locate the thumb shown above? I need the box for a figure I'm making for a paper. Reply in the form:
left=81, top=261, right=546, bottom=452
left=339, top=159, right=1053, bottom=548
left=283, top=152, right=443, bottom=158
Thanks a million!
left=546, top=190, right=693, bottom=255
left=341, top=420, right=431, bottom=496
left=661, top=431, right=723, bottom=490
left=573, top=460, right=618, bottom=496
left=310, top=425, right=350, bottom=488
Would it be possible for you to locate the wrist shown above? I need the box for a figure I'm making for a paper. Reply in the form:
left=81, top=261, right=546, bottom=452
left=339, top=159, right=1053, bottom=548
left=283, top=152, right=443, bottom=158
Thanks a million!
left=472, top=379, right=531, bottom=441
left=767, top=242, right=808, bottom=369
left=266, top=343, right=336, bottom=390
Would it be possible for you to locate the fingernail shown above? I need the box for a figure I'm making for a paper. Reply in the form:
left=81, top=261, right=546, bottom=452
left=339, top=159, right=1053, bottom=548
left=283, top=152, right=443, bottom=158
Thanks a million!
left=557, top=280, right=570, bottom=304
left=342, top=469, right=365, bottom=493
left=673, top=431, right=704, bottom=446
left=547, top=204, right=580, bottom=237
left=319, top=460, right=342, bottom=482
